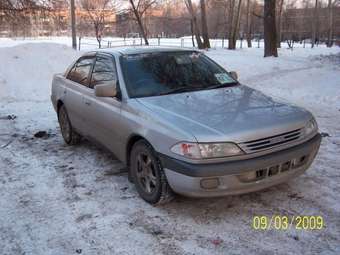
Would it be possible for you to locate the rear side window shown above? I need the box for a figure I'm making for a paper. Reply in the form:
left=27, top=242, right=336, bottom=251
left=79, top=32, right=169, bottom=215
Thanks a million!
left=90, top=56, right=117, bottom=89
left=67, top=57, right=94, bottom=86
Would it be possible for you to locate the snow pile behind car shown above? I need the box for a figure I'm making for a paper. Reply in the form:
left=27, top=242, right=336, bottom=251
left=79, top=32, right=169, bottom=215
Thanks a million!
left=0, top=43, right=80, bottom=102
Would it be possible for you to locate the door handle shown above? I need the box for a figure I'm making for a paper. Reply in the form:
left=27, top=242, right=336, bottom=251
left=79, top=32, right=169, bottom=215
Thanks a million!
left=84, top=101, right=91, bottom=106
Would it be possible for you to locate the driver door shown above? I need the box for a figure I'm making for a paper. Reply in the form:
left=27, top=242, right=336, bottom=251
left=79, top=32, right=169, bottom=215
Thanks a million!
left=83, top=54, right=124, bottom=156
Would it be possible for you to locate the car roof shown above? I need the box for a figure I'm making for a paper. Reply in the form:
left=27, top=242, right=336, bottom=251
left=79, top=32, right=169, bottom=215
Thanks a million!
left=87, top=46, right=197, bottom=56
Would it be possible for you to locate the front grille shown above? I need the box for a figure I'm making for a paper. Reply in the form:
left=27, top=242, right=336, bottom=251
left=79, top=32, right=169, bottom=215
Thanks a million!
left=238, top=154, right=310, bottom=183
left=239, top=129, right=302, bottom=153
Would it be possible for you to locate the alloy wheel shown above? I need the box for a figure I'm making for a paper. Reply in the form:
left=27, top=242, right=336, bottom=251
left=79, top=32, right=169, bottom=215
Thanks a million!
left=59, top=107, right=71, bottom=142
left=136, top=152, right=157, bottom=194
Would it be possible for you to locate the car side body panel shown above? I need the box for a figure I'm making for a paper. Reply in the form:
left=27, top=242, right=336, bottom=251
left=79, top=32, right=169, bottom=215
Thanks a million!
left=52, top=74, right=87, bottom=134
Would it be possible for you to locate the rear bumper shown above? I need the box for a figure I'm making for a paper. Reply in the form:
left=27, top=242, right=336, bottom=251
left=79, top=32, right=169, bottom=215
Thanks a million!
left=159, top=133, right=321, bottom=197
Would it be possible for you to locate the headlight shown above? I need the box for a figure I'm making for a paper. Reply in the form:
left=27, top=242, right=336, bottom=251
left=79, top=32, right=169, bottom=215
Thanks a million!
left=170, top=142, right=201, bottom=159
left=304, top=118, right=318, bottom=137
left=198, top=143, right=244, bottom=158
left=170, top=142, right=244, bottom=159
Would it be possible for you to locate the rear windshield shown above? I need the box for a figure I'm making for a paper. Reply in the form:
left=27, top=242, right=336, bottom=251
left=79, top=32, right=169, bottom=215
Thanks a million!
left=120, top=51, right=237, bottom=98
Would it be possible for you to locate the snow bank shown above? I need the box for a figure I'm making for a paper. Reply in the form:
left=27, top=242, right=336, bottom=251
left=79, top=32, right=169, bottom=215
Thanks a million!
left=206, top=48, right=340, bottom=112
left=0, top=43, right=80, bottom=101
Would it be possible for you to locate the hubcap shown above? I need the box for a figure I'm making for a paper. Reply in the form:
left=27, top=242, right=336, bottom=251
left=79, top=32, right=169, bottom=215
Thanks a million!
left=59, top=108, right=70, bottom=141
left=136, top=153, right=157, bottom=194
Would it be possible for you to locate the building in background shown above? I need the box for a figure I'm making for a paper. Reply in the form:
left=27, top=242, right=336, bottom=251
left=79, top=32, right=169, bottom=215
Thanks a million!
left=0, top=7, right=116, bottom=37
left=0, top=3, right=339, bottom=43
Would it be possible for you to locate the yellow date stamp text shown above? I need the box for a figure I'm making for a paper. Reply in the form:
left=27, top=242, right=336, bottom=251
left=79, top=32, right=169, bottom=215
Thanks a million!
left=252, top=215, right=324, bottom=230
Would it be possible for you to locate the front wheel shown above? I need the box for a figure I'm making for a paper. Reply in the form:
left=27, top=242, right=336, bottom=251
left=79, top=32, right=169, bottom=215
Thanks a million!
left=58, top=105, right=81, bottom=145
left=130, top=140, right=174, bottom=205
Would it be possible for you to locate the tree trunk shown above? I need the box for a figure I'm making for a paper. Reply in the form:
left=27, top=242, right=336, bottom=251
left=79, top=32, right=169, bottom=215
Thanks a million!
left=129, top=0, right=149, bottom=45
left=327, top=0, right=333, bottom=47
left=246, top=0, right=252, bottom=48
left=70, top=0, right=77, bottom=50
left=95, top=24, right=102, bottom=48
left=276, top=0, right=284, bottom=48
left=228, top=0, right=242, bottom=50
left=264, top=0, right=278, bottom=57
left=228, top=0, right=235, bottom=49
left=192, top=15, right=204, bottom=49
left=311, top=0, right=318, bottom=48
left=185, top=0, right=204, bottom=49
left=200, top=0, right=210, bottom=48
left=190, top=20, right=196, bottom=47
left=232, top=0, right=242, bottom=49
left=287, top=39, right=294, bottom=49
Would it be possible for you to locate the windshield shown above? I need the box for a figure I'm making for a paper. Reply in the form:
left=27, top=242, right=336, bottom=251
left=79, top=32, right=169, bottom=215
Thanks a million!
left=120, top=51, right=238, bottom=98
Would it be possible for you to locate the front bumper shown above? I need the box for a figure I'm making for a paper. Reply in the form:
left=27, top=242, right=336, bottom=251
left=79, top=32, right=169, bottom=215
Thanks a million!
left=159, top=133, right=321, bottom=197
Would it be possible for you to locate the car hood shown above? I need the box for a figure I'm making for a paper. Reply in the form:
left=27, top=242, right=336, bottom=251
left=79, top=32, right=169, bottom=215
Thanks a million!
left=135, top=85, right=312, bottom=143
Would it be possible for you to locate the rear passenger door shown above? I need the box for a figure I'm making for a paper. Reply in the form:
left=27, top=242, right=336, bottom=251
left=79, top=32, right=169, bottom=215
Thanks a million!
left=84, top=54, right=124, bottom=157
left=64, top=55, right=95, bottom=135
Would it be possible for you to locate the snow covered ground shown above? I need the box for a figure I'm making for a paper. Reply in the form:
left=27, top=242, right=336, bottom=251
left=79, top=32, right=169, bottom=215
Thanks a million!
left=0, top=39, right=340, bottom=255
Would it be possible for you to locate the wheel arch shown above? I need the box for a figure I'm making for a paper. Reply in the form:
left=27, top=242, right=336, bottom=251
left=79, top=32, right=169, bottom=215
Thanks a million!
left=126, top=134, right=151, bottom=166
left=57, top=100, right=64, bottom=113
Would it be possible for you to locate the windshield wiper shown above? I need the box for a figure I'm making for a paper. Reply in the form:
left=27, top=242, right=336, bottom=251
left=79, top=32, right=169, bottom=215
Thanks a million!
left=158, top=86, right=201, bottom=96
left=157, top=82, right=238, bottom=96
left=205, top=82, right=239, bottom=90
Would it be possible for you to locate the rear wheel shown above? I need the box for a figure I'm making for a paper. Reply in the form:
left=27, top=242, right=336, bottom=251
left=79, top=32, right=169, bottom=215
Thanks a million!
left=130, top=140, right=174, bottom=204
left=58, top=105, right=81, bottom=145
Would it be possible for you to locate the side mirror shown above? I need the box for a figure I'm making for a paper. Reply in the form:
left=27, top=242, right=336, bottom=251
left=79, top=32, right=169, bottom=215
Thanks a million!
left=229, top=71, right=238, bottom=81
left=94, top=81, right=117, bottom=97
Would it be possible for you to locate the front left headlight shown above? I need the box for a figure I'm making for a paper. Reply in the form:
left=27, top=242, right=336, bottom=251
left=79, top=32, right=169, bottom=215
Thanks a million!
left=198, top=143, right=244, bottom=158
left=170, top=142, right=244, bottom=159
left=304, top=118, right=318, bottom=137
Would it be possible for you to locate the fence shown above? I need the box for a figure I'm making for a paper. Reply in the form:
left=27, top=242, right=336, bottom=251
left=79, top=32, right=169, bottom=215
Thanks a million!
left=78, top=36, right=320, bottom=51
left=77, top=37, right=259, bottom=50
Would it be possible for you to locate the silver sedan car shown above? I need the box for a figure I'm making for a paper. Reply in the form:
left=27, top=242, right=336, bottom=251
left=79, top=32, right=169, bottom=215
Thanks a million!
left=51, top=47, right=321, bottom=204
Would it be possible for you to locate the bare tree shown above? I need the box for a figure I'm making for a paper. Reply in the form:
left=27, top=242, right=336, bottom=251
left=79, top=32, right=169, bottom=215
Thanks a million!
left=227, top=0, right=235, bottom=49
left=276, top=0, right=284, bottom=48
left=128, top=0, right=156, bottom=45
left=326, top=0, right=333, bottom=47
left=245, top=0, right=252, bottom=47
left=190, top=20, right=195, bottom=47
left=228, top=0, right=242, bottom=50
left=311, top=0, right=318, bottom=48
left=81, top=0, right=112, bottom=48
left=200, top=0, right=210, bottom=48
left=184, top=0, right=204, bottom=49
left=70, top=0, right=77, bottom=49
left=264, top=0, right=278, bottom=57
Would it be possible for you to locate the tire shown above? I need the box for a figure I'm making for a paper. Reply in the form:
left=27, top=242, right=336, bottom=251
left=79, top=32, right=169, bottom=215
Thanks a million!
left=130, top=140, right=174, bottom=205
left=58, top=105, right=82, bottom=145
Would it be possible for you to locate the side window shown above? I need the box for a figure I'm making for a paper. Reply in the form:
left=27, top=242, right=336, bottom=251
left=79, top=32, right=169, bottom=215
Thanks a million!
left=67, top=57, right=94, bottom=86
left=90, top=56, right=117, bottom=89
